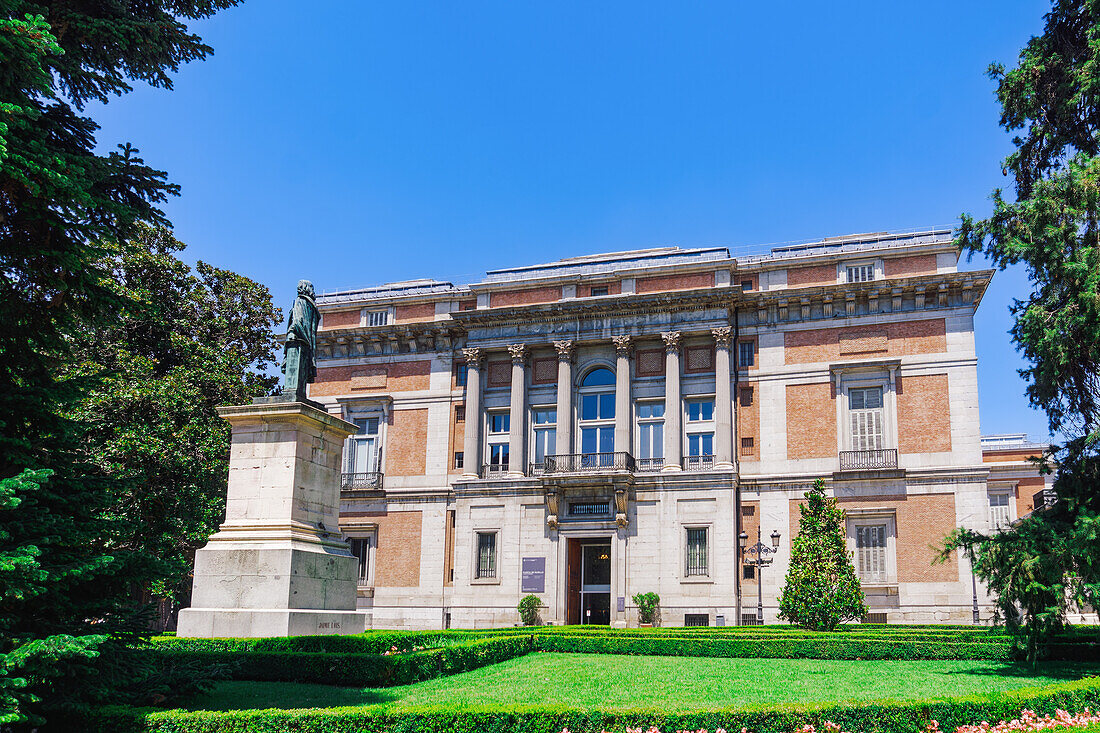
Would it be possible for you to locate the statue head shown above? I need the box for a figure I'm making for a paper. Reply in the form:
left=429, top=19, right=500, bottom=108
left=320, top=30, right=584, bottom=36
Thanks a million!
left=297, top=279, right=315, bottom=300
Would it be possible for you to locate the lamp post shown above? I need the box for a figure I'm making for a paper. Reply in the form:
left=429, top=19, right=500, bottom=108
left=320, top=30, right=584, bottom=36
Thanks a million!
left=739, top=526, right=781, bottom=625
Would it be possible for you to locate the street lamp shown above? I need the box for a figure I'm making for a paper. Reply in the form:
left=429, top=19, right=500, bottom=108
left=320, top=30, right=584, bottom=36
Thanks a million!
left=739, top=526, right=781, bottom=625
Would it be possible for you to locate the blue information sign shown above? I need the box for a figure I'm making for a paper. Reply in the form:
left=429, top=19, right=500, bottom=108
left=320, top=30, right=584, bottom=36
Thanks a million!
left=521, top=557, right=545, bottom=593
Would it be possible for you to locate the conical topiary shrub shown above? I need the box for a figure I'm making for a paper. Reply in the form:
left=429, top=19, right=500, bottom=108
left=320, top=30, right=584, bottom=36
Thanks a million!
left=778, top=478, right=867, bottom=630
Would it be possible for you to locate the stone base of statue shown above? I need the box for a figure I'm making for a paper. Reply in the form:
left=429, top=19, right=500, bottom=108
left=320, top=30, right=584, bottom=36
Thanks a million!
left=177, top=401, right=367, bottom=638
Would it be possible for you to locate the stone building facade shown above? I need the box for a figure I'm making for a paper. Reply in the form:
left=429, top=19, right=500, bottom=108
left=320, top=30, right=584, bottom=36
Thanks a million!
left=306, top=229, right=1049, bottom=628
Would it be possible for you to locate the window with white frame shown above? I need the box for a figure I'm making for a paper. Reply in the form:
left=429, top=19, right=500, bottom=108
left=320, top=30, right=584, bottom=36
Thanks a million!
left=346, top=417, right=381, bottom=474
left=989, top=491, right=1012, bottom=530
left=366, top=310, right=389, bottom=327
left=487, top=412, right=510, bottom=470
left=531, top=407, right=557, bottom=467
left=846, top=263, right=875, bottom=283
left=636, top=402, right=665, bottom=466
left=855, top=523, right=888, bottom=582
left=347, top=529, right=376, bottom=585
left=579, top=368, right=616, bottom=457
left=475, top=531, right=497, bottom=579
left=685, top=527, right=709, bottom=576
left=848, top=387, right=884, bottom=451
left=685, top=398, right=715, bottom=459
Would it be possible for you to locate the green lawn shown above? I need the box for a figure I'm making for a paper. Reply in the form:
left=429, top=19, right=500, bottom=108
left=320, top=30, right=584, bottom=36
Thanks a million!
left=185, top=653, right=1100, bottom=712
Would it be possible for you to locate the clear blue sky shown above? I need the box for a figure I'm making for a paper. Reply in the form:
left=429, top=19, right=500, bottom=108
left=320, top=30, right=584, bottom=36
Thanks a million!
left=88, top=0, right=1053, bottom=440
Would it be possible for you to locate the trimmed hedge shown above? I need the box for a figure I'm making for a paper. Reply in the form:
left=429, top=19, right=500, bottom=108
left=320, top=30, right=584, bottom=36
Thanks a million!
left=81, top=675, right=1100, bottom=733
left=148, top=629, right=482, bottom=655
left=140, top=635, right=533, bottom=687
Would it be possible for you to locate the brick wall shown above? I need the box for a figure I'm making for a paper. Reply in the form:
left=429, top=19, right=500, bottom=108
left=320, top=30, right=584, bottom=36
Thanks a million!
left=737, top=381, right=759, bottom=461
left=787, top=264, right=836, bottom=288
left=489, top=286, right=561, bottom=307
left=1016, top=476, right=1047, bottom=513
left=578, top=281, right=621, bottom=297
left=740, top=501, right=760, bottom=586
left=784, top=319, right=947, bottom=365
left=984, top=449, right=1042, bottom=463
left=321, top=309, right=360, bottom=329
left=884, top=254, right=938, bottom=278
left=387, top=409, right=428, bottom=476
left=312, top=360, right=432, bottom=396
left=345, top=511, right=422, bottom=587
left=636, top=271, right=715, bottom=293
left=897, top=373, right=952, bottom=454
left=786, top=382, right=836, bottom=459
left=395, top=303, right=436, bottom=323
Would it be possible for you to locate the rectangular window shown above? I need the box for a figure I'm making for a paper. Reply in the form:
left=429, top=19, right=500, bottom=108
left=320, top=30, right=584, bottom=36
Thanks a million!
left=581, top=393, right=616, bottom=421
left=740, top=437, right=755, bottom=455
left=455, top=405, right=465, bottom=422
left=569, top=501, right=609, bottom=516
left=740, top=279, right=754, bottom=291
left=348, top=533, right=375, bottom=584
left=684, top=613, right=709, bottom=627
left=849, top=387, right=884, bottom=451
left=532, top=408, right=557, bottom=464
left=453, top=452, right=464, bottom=469
left=366, top=310, right=389, bottom=327
left=347, top=417, right=381, bottom=474
left=489, top=413, right=510, bottom=434
left=476, top=532, right=497, bottom=579
left=687, top=400, right=715, bottom=422
left=855, top=524, right=888, bottom=582
left=846, top=264, right=875, bottom=283
left=989, top=492, right=1011, bottom=529
left=487, top=412, right=510, bottom=470
left=742, top=564, right=755, bottom=580
left=687, top=432, right=714, bottom=457
left=455, top=362, right=468, bottom=387
left=589, top=286, right=609, bottom=297
left=738, top=341, right=755, bottom=367
left=739, top=387, right=754, bottom=407
left=637, top=402, right=665, bottom=463
left=686, top=527, right=708, bottom=576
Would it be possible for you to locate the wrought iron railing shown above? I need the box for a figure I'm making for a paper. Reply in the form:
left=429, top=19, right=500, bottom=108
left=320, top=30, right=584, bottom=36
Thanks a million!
left=839, top=448, right=898, bottom=471
left=340, top=472, right=384, bottom=491
left=480, top=463, right=510, bottom=478
left=544, top=452, right=635, bottom=473
left=528, top=462, right=546, bottom=476
left=682, top=454, right=715, bottom=471
left=635, top=457, right=665, bottom=472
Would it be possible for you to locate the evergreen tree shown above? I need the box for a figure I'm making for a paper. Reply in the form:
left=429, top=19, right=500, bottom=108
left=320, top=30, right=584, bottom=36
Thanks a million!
left=778, top=479, right=866, bottom=631
left=1, top=1, right=239, bottom=726
left=945, top=0, right=1100, bottom=662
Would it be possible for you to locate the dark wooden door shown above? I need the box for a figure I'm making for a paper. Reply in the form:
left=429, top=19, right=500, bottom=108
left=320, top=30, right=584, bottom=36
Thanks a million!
left=567, top=539, right=581, bottom=625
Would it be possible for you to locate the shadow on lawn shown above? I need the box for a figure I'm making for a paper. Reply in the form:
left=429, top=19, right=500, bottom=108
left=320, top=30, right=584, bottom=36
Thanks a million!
left=180, top=681, right=400, bottom=711
left=943, top=662, right=1100, bottom=681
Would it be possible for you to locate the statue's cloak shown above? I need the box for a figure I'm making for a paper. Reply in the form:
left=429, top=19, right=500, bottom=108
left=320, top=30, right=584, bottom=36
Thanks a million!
left=285, top=294, right=319, bottom=383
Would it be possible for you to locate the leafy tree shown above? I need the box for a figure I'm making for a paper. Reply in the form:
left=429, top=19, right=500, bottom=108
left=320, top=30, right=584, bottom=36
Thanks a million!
left=778, top=479, right=866, bottom=631
left=945, top=0, right=1100, bottom=662
left=1, top=0, right=239, bottom=726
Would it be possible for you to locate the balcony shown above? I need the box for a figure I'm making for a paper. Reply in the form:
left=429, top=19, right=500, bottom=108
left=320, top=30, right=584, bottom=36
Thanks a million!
left=682, top=454, right=715, bottom=471
left=544, top=452, right=635, bottom=474
left=340, top=472, right=384, bottom=491
left=1033, top=488, right=1058, bottom=510
left=480, top=463, right=511, bottom=479
left=635, top=457, right=665, bottom=472
left=839, top=449, right=898, bottom=471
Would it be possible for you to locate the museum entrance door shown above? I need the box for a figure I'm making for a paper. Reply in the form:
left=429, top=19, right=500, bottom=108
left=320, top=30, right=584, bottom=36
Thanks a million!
left=577, top=541, right=611, bottom=625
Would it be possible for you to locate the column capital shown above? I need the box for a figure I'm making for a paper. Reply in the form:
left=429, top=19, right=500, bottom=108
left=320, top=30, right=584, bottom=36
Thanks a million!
left=461, top=347, right=483, bottom=365
left=508, top=343, right=528, bottom=364
left=712, top=326, right=733, bottom=348
left=661, top=331, right=682, bottom=353
left=554, top=340, right=575, bottom=362
left=612, top=335, right=632, bottom=356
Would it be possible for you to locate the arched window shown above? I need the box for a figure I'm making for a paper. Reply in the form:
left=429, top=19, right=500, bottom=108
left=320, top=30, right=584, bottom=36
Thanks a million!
left=578, top=367, right=615, bottom=462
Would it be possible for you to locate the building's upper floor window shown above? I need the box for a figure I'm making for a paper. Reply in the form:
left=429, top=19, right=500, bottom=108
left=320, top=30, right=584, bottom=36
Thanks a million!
left=740, top=279, right=754, bottom=291
left=347, top=417, right=381, bottom=474
left=855, top=523, right=888, bottom=582
left=636, top=402, right=665, bottom=462
left=849, top=387, right=884, bottom=451
left=738, top=341, right=755, bottom=368
left=685, top=398, right=715, bottom=460
left=989, top=491, right=1011, bottom=529
left=455, top=361, right=468, bottom=387
left=589, top=286, right=609, bottom=297
left=846, top=264, right=875, bottom=283
left=366, top=310, right=389, bottom=326
left=580, top=368, right=616, bottom=456
left=687, top=399, right=714, bottom=423
left=348, top=531, right=376, bottom=585
left=487, top=412, right=510, bottom=468
left=532, top=407, right=557, bottom=465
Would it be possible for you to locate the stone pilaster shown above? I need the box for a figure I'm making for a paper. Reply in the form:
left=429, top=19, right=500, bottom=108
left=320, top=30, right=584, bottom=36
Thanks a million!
left=713, top=326, right=734, bottom=469
left=507, top=343, right=528, bottom=476
left=613, top=335, right=632, bottom=458
left=554, top=340, right=574, bottom=457
left=461, top=347, right=483, bottom=478
left=662, top=331, right=682, bottom=472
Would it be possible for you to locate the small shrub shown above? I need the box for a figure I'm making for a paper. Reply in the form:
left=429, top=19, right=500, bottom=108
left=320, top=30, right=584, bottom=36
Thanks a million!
left=518, top=595, right=542, bottom=626
left=633, top=592, right=660, bottom=624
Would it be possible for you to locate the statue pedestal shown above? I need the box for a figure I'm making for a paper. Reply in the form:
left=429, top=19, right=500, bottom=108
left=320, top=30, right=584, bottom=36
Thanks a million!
left=177, top=401, right=367, bottom=637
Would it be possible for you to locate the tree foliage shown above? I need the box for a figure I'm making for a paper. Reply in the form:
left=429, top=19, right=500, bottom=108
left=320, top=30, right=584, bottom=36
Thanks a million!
left=948, top=0, right=1100, bottom=662
left=1, top=0, right=240, bottom=726
left=778, top=479, right=867, bottom=631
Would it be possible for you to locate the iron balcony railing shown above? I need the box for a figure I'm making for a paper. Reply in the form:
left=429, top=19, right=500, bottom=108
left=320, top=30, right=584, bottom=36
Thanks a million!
left=480, top=463, right=510, bottom=479
left=544, top=452, right=635, bottom=474
left=528, top=462, right=547, bottom=476
left=682, top=454, right=715, bottom=471
left=839, top=448, right=898, bottom=471
left=635, top=457, right=665, bottom=472
left=340, top=472, right=384, bottom=491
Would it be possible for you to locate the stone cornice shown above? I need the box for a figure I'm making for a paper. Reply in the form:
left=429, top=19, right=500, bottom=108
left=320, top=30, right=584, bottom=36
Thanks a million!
left=316, top=322, right=466, bottom=359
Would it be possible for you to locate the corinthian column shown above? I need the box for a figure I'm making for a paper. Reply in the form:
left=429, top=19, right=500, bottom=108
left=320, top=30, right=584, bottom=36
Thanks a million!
left=662, top=331, right=682, bottom=472
left=613, top=335, right=632, bottom=458
left=507, top=343, right=528, bottom=476
left=554, top=341, right=574, bottom=460
left=461, top=348, right=483, bottom=478
left=713, top=326, right=734, bottom=469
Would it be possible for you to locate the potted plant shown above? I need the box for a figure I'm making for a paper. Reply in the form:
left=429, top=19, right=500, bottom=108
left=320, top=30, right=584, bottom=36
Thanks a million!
left=633, top=592, right=660, bottom=626
left=517, top=594, right=542, bottom=626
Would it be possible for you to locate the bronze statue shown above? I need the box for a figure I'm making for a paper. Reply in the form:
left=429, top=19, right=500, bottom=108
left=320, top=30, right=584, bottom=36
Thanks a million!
left=282, top=279, right=319, bottom=402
